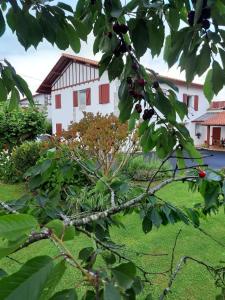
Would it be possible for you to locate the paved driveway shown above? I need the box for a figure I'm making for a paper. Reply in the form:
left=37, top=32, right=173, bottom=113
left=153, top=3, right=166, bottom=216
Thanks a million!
left=169, top=150, right=225, bottom=170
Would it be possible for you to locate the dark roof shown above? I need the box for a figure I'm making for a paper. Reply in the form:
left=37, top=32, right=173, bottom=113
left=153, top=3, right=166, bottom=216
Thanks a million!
left=36, top=53, right=204, bottom=94
left=36, top=54, right=98, bottom=94
left=192, top=112, right=216, bottom=123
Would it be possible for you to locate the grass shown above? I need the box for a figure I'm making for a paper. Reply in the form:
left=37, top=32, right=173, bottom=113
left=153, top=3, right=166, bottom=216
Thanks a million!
left=0, top=182, right=224, bottom=299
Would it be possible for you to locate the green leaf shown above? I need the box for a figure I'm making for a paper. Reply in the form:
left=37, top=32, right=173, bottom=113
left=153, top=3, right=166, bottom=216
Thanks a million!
left=50, top=289, right=77, bottom=300
left=0, top=235, right=27, bottom=259
left=158, top=77, right=179, bottom=92
left=166, top=8, right=180, bottom=31
left=130, top=19, right=149, bottom=58
left=108, top=56, right=124, bottom=81
left=203, top=69, right=213, bottom=102
left=0, top=269, right=7, bottom=278
left=112, top=262, right=136, bottom=289
left=150, top=208, right=162, bottom=228
left=110, top=0, right=122, bottom=18
left=14, top=74, right=34, bottom=105
left=78, top=247, right=94, bottom=262
left=0, top=214, right=38, bottom=241
left=101, top=251, right=116, bottom=265
left=196, top=43, right=211, bottom=76
left=0, top=9, right=5, bottom=37
left=147, top=19, right=164, bottom=57
left=212, top=61, right=225, bottom=95
left=46, top=220, right=75, bottom=241
left=128, top=111, right=139, bottom=131
left=0, top=256, right=54, bottom=300
left=0, top=78, right=7, bottom=101
left=118, top=80, right=133, bottom=122
left=57, top=2, right=73, bottom=13
left=142, top=216, right=152, bottom=234
left=104, top=283, right=121, bottom=300
left=140, top=125, right=155, bottom=153
left=66, top=24, right=81, bottom=53
left=40, top=260, right=66, bottom=300
left=8, top=87, right=20, bottom=110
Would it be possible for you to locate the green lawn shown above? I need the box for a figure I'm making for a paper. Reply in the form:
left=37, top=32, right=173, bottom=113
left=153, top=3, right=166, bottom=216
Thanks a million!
left=0, top=182, right=224, bottom=299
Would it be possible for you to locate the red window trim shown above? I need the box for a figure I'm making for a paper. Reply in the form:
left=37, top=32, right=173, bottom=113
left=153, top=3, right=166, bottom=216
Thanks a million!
left=73, top=91, right=78, bottom=107
left=99, top=84, right=110, bottom=104
left=86, top=88, right=91, bottom=106
left=194, top=95, right=199, bottom=111
left=56, top=123, right=62, bottom=136
left=55, top=94, right=61, bottom=109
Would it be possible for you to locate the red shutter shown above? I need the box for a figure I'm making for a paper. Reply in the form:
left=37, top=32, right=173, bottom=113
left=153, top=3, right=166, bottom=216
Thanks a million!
left=99, top=84, right=110, bottom=104
left=55, top=94, right=61, bottom=109
left=86, top=88, right=91, bottom=105
left=73, top=91, right=78, bottom=107
left=183, top=94, right=188, bottom=105
left=99, top=85, right=102, bottom=104
left=56, top=123, right=62, bottom=136
left=194, top=95, right=199, bottom=111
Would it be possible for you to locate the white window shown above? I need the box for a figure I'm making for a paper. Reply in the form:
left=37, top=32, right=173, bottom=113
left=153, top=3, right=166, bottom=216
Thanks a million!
left=187, top=95, right=194, bottom=109
left=79, top=90, right=86, bottom=109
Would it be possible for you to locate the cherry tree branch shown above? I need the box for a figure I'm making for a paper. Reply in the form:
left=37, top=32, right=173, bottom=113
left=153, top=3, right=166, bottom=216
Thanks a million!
left=160, top=256, right=225, bottom=300
left=0, top=201, right=18, bottom=214
left=65, top=176, right=197, bottom=226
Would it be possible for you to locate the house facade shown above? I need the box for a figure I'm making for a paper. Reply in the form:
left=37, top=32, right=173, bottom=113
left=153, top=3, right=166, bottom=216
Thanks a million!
left=20, top=93, right=52, bottom=121
left=192, top=101, right=225, bottom=147
left=37, top=53, right=210, bottom=145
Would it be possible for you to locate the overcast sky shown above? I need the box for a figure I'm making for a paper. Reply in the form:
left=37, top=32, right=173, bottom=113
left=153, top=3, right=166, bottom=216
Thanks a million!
left=1, top=0, right=225, bottom=100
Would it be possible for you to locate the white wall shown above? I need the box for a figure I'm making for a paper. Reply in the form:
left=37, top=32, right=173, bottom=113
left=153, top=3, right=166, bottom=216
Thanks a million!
left=52, top=71, right=119, bottom=133
left=159, top=83, right=209, bottom=145
left=51, top=63, right=210, bottom=145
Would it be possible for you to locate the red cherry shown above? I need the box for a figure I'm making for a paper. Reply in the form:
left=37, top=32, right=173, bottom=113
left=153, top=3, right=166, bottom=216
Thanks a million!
left=198, top=170, right=206, bottom=178
left=136, top=79, right=146, bottom=87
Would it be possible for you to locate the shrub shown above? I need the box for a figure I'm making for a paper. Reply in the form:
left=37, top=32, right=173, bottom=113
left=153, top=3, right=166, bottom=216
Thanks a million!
left=25, top=146, right=90, bottom=199
left=121, top=154, right=172, bottom=181
left=63, top=112, right=137, bottom=176
left=11, top=141, right=42, bottom=176
left=0, top=150, right=19, bottom=183
left=44, top=120, right=52, bottom=134
left=0, top=106, right=47, bottom=151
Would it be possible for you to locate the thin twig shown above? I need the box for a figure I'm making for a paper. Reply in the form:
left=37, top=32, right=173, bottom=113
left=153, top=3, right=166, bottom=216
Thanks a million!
left=170, top=229, right=182, bottom=276
left=0, top=201, right=19, bottom=214
left=160, top=256, right=224, bottom=300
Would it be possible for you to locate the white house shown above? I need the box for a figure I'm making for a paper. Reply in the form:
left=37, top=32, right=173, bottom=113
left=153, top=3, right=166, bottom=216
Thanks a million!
left=36, top=53, right=210, bottom=145
left=20, top=93, right=52, bottom=121
left=192, top=101, right=225, bottom=147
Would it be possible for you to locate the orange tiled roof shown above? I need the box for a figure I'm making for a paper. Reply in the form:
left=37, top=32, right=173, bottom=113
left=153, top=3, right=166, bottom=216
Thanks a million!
left=202, top=111, right=225, bottom=126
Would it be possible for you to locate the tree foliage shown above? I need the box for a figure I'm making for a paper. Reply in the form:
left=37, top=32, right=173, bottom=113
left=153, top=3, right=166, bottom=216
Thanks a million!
left=0, top=106, right=47, bottom=151
left=0, top=0, right=225, bottom=299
